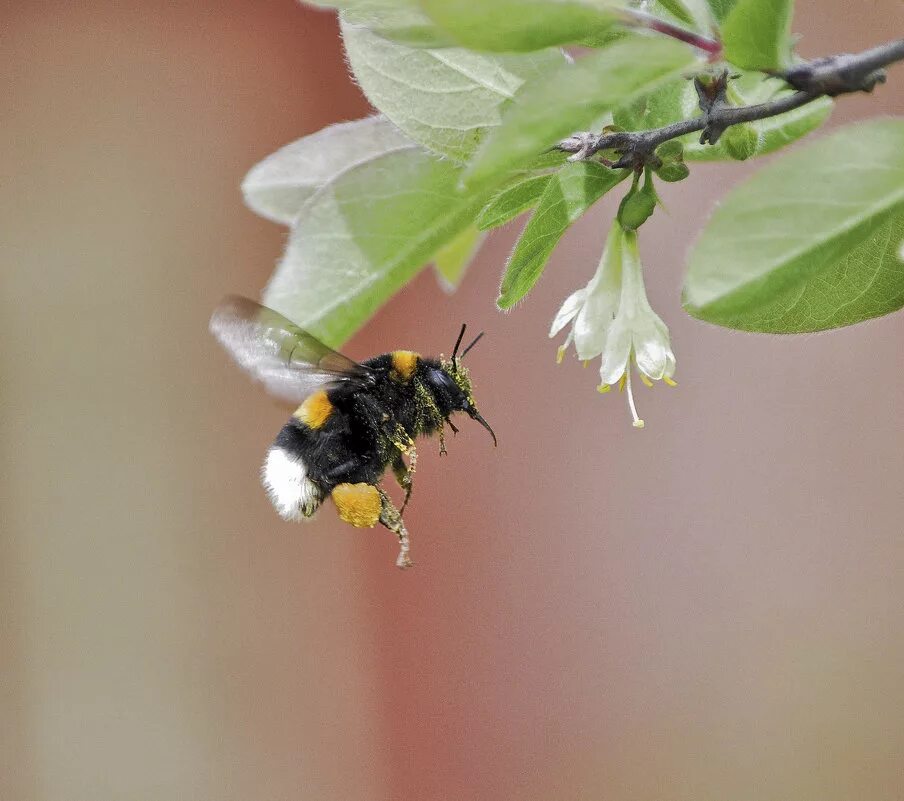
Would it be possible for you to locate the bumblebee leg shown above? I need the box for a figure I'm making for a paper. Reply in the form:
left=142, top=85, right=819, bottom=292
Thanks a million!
left=439, top=418, right=457, bottom=456
left=378, top=489, right=412, bottom=569
left=392, top=447, right=417, bottom=515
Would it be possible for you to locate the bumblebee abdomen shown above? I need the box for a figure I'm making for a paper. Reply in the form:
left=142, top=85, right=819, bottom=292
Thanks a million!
left=263, top=408, right=389, bottom=519
left=293, top=389, right=334, bottom=429
left=261, top=445, right=323, bottom=521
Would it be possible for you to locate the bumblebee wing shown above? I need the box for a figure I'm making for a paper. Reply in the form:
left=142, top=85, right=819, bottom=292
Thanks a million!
left=210, top=295, right=374, bottom=403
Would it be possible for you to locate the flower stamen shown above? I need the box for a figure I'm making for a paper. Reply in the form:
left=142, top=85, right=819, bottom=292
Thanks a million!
left=625, top=369, right=644, bottom=429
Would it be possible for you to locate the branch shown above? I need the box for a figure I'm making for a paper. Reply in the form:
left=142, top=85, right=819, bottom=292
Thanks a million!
left=557, top=38, right=904, bottom=169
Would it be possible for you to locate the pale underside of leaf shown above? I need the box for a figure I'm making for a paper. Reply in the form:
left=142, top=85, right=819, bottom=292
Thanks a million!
left=241, top=115, right=412, bottom=225
left=263, top=147, right=489, bottom=346
left=300, top=0, right=451, bottom=47
left=341, top=18, right=564, bottom=162
left=432, top=223, right=486, bottom=292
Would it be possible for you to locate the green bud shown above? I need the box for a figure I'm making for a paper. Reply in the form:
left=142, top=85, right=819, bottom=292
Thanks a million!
left=655, top=140, right=684, bottom=162
left=723, top=123, right=759, bottom=161
left=655, top=162, right=690, bottom=182
left=618, top=186, right=656, bottom=231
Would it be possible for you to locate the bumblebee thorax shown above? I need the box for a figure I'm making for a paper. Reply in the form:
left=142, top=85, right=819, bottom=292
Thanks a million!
left=390, top=350, right=420, bottom=382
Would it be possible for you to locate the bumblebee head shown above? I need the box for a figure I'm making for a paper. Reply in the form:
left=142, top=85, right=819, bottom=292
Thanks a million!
left=431, top=324, right=496, bottom=447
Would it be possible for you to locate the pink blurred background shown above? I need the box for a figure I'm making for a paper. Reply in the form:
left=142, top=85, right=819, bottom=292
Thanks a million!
left=3, top=2, right=904, bottom=799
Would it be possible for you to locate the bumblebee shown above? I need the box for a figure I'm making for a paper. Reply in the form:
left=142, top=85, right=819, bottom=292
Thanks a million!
left=210, top=296, right=495, bottom=568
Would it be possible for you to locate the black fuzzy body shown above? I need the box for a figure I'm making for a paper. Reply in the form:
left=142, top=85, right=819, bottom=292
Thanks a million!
left=273, top=354, right=467, bottom=495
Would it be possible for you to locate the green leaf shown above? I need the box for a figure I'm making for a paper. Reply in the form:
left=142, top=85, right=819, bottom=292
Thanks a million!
left=301, top=0, right=451, bottom=47
left=708, top=215, right=904, bottom=333
left=432, top=224, right=486, bottom=291
left=417, top=0, right=618, bottom=52
left=241, top=116, right=412, bottom=225
left=655, top=0, right=714, bottom=32
left=653, top=0, right=694, bottom=25
left=476, top=173, right=552, bottom=230
left=721, top=0, right=794, bottom=70
left=612, top=77, right=686, bottom=131
left=703, top=0, right=738, bottom=20
left=497, top=162, right=629, bottom=309
left=341, top=17, right=565, bottom=162
left=263, top=147, right=489, bottom=346
left=683, top=119, right=904, bottom=333
left=464, top=36, right=698, bottom=188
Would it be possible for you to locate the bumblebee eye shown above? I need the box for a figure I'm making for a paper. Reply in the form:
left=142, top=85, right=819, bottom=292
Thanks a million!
left=428, top=369, right=457, bottom=392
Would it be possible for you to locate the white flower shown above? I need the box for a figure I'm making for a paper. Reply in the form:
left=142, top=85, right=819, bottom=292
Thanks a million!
left=550, top=224, right=676, bottom=428
left=549, top=220, right=622, bottom=362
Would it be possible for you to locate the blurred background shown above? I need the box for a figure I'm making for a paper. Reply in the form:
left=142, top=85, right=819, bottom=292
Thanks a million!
left=2, top=1, right=903, bottom=799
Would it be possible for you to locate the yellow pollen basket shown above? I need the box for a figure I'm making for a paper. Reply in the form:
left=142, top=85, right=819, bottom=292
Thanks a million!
left=294, top=390, right=333, bottom=429
left=331, top=483, right=382, bottom=528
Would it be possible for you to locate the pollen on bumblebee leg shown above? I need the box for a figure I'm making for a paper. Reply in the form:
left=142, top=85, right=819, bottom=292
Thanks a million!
left=332, top=483, right=382, bottom=528
left=378, top=489, right=412, bottom=569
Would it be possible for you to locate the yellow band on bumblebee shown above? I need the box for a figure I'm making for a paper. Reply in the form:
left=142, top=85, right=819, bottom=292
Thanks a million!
left=390, top=350, right=419, bottom=382
left=294, top=390, right=333, bottom=429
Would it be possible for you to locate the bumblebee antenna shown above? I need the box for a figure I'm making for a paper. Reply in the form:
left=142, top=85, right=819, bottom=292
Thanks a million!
left=459, top=331, right=484, bottom=360
left=451, top=323, right=467, bottom=364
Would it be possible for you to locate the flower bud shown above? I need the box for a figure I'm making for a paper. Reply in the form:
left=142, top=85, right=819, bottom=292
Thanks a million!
left=655, top=140, right=684, bottom=162
left=655, top=161, right=690, bottom=182
left=618, top=185, right=656, bottom=230
left=723, top=123, right=759, bottom=160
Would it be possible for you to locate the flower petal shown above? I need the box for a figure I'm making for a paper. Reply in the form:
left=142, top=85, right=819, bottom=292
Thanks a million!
left=633, top=331, right=671, bottom=380
left=598, top=319, right=632, bottom=385
left=574, top=222, right=623, bottom=360
left=549, top=288, right=587, bottom=338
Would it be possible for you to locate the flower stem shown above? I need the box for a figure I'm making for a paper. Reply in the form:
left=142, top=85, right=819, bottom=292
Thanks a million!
left=619, top=8, right=722, bottom=57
